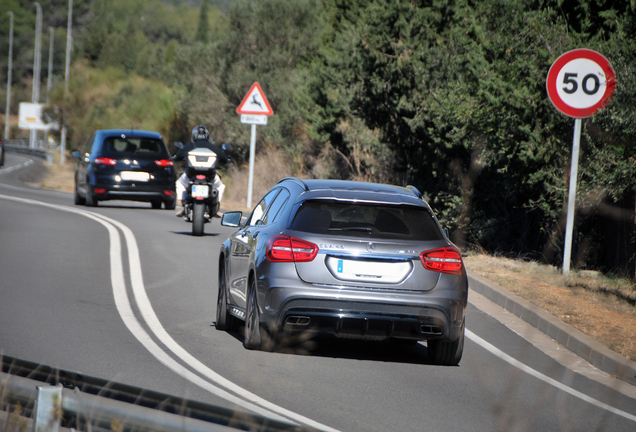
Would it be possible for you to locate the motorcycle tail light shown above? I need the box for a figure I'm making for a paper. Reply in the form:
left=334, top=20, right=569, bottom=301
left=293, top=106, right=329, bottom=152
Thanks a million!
left=267, top=235, right=318, bottom=263
left=94, top=157, right=117, bottom=166
left=420, top=247, right=463, bottom=274
left=196, top=175, right=206, bottom=180
left=155, top=159, right=174, bottom=167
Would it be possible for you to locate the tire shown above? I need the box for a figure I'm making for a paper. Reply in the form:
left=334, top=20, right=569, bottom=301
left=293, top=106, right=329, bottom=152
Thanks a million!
left=85, top=185, right=98, bottom=207
left=164, top=198, right=176, bottom=210
left=151, top=200, right=162, bottom=209
left=243, top=277, right=263, bottom=350
left=74, top=178, right=85, bottom=206
left=192, top=203, right=205, bottom=236
left=216, top=260, right=238, bottom=331
left=427, top=321, right=465, bottom=366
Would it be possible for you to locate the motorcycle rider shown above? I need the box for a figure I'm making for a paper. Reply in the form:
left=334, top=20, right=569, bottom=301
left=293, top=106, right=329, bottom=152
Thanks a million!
left=173, top=125, right=229, bottom=217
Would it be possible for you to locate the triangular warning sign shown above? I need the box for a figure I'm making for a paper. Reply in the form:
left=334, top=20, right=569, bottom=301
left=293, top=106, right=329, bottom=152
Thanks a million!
left=236, top=82, right=274, bottom=116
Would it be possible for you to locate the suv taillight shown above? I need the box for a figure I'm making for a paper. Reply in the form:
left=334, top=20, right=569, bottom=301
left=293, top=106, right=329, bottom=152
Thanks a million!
left=420, top=247, right=463, bottom=274
left=155, top=159, right=174, bottom=167
left=266, top=235, right=318, bottom=262
left=94, top=157, right=117, bottom=166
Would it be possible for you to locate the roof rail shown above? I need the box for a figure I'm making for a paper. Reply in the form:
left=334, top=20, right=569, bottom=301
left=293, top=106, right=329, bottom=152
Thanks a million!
left=407, top=185, right=422, bottom=198
left=278, top=177, right=309, bottom=191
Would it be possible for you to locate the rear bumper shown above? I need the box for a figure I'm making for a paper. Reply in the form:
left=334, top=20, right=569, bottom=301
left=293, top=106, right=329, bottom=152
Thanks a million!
left=278, top=299, right=454, bottom=341
left=259, top=282, right=466, bottom=342
left=92, top=182, right=175, bottom=202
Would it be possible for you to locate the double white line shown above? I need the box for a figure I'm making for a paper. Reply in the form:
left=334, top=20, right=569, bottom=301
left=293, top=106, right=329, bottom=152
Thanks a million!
left=0, top=194, right=340, bottom=432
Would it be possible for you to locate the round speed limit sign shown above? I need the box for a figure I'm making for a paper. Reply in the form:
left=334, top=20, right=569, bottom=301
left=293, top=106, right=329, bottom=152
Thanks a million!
left=546, top=49, right=616, bottom=118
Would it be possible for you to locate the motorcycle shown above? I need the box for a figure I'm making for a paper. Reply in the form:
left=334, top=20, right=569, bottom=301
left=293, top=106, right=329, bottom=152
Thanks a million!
left=175, top=143, right=231, bottom=236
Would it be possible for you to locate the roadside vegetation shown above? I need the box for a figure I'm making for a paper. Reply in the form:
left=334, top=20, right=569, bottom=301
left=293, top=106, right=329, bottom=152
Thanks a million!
left=1, top=0, right=636, bottom=279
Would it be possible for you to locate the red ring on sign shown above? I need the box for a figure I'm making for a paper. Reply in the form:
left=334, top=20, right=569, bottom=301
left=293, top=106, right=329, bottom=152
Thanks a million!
left=546, top=49, right=616, bottom=118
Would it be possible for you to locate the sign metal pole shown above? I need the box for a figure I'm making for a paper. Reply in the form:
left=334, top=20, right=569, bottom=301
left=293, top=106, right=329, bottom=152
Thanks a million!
left=563, top=118, right=582, bottom=276
left=246, top=123, right=256, bottom=209
left=546, top=49, right=615, bottom=276
left=237, top=82, right=273, bottom=209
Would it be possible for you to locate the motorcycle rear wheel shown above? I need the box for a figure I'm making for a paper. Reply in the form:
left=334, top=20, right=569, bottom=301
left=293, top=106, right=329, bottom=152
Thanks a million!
left=192, top=203, right=205, bottom=236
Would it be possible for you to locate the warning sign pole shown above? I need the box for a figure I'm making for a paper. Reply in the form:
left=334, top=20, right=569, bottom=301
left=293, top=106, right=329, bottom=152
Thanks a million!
left=246, top=123, right=257, bottom=208
left=236, top=82, right=274, bottom=208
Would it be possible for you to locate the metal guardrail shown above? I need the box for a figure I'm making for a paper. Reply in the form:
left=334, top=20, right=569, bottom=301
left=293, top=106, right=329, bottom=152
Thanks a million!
left=4, top=140, right=48, bottom=159
left=1, top=356, right=314, bottom=432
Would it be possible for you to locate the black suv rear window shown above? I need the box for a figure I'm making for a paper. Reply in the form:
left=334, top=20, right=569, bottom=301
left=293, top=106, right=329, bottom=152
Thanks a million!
left=101, top=137, right=169, bottom=158
left=290, top=201, right=443, bottom=240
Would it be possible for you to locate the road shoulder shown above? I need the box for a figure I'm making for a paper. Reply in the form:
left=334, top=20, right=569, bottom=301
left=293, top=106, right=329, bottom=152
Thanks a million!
left=468, top=271, right=636, bottom=387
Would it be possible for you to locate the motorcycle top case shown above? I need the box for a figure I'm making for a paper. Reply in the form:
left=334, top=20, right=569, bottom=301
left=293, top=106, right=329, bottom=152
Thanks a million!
left=187, top=148, right=218, bottom=171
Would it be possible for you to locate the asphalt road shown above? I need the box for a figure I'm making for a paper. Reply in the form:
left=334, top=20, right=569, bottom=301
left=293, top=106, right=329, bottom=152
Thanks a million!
left=1, top=153, right=635, bottom=432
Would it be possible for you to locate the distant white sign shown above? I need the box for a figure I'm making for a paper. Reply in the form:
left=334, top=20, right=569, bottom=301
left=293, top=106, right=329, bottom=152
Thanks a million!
left=19, top=102, right=58, bottom=130
left=240, top=114, right=268, bottom=125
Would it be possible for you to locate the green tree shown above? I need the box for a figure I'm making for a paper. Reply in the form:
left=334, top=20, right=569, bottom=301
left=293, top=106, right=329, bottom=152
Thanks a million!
left=195, top=0, right=210, bottom=43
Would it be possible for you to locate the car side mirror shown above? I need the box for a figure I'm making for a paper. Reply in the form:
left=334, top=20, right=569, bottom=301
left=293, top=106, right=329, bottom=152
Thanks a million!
left=221, top=211, right=243, bottom=227
left=221, top=143, right=232, bottom=152
left=174, top=142, right=183, bottom=149
left=72, top=150, right=81, bottom=159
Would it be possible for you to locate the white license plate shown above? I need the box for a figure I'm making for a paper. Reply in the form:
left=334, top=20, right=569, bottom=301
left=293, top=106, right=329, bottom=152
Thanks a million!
left=121, top=171, right=150, bottom=182
left=192, top=185, right=209, bottom=198
left=337, top=259, right=397, bottom=277
left=329, top=258, right=410, bottom=283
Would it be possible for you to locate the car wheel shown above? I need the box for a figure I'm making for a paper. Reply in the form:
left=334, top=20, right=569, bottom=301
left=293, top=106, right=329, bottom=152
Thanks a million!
left=151, top=200, right=162, bottom=209
left=427, top=320, right=465, bottom=366
left=74, top=177, right=86, bottom=206
left=244, top=277, right=263, bottom=350
left=164, top=198, right=176, bottom=210
left=85, top=185, right=98, bottom=207
left=216, top=260, right=238, bottom=331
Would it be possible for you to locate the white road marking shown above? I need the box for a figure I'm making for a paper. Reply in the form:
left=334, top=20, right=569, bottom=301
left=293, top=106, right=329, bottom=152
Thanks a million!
left=465, top=329, right=636, bottom=422
left=0, top=194, right=340, bottom=432
left=0, top=158, right=33, bottom=174
left=2, top=192, right=635, bottom=425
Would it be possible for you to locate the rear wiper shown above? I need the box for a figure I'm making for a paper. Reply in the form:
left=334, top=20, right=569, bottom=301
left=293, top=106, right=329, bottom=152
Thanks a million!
left=329, top=227, right=373, bottom=233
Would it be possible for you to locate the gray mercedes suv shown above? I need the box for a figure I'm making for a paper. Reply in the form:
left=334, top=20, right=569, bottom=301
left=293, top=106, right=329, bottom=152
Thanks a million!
left=216, top=178, right=468, bottom=365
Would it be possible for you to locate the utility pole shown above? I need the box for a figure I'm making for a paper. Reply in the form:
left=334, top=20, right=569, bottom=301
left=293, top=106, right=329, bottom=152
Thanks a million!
left=31, top=3, right=43, bottom=148
left=47, top=27, right=54, bottom=104
left=61, top=0, right=73, bottom=165
left=5, top=12, right=13, bottom=140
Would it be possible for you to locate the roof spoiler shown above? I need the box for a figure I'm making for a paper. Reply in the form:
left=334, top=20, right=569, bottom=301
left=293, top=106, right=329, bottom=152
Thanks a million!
left=278, top=177, right=309, bottom=191
left=407, top=185, right=422, bottom=198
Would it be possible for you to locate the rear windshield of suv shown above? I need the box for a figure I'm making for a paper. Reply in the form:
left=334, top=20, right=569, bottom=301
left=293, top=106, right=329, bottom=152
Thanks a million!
left=101, top=137, right=169, bottom=158
left=290, top=201, right=443, bottom=241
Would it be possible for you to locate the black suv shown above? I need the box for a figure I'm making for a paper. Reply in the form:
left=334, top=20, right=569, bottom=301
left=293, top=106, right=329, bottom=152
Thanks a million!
left=217, top=178, right=469, bottom=365
left=72, top=130, right=176, bottom=208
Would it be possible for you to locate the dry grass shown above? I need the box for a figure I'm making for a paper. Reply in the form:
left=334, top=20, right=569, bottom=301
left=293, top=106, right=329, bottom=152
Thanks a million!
left=40, top=152, right=76, bottom=192
left=221, top=142, right=293, bottom=213
left=464, top=252, right=636, bottom=362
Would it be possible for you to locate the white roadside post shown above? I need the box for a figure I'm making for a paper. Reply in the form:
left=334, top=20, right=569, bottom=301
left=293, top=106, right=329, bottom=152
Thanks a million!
left=546, top=49, right=616, bottom=276
left=5, top=12, right=13, bottom=141
left=236, top=82, right=274, bottom=209
left=61, top=0, right=73, bottom=165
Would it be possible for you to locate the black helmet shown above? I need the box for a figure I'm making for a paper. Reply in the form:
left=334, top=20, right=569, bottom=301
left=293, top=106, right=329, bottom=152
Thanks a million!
left=191, top=125, right=210, bottom=142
